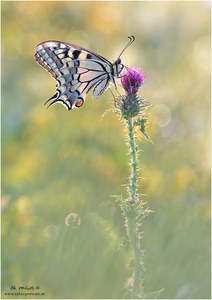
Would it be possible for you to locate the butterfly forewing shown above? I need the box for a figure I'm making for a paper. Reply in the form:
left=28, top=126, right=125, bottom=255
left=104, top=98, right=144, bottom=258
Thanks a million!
left=35, top=40, right=123, bottom=110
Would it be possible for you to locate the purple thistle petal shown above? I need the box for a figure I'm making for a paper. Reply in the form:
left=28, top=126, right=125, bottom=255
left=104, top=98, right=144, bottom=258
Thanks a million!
left=121, top=68, right=145, bottom=95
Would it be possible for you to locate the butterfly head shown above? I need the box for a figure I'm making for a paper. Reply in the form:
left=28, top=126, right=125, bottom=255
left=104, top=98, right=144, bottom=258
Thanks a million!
left=113, top=36, right=135, bottom=78
left=113, top=58, right=124, bottom=78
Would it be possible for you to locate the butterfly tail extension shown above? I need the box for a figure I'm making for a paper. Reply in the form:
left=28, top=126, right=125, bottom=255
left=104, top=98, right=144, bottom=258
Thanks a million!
left=46, top=99, right=70, bottom=110
left=44, top=93, right=70, bottom=110
left=44, top=93, right=58, bottom=105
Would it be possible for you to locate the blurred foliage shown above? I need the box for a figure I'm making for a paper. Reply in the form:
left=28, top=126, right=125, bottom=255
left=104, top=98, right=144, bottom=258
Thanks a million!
left=2, top=1, right=210, bottom=299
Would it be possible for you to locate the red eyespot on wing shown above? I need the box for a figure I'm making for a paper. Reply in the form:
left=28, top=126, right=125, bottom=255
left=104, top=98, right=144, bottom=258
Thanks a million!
left=75, top=99, right=84, bottom=108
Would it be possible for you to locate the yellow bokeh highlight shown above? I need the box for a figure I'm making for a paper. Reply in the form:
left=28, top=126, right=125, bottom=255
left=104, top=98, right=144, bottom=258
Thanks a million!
left=174, top=166, right=197, bottom=191
left=87, top=4, right=122, bottom=34
left=5, top=151, right=43, bottom=187
left=144, top=168, right=165, bottom=197
left=93, top=154, right=121, bottom=184
left=15, top=196, right=34, bottom=228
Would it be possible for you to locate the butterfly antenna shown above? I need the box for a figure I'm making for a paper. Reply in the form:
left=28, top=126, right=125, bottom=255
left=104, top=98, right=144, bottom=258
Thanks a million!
left=118, top=35, right=135, bottom=59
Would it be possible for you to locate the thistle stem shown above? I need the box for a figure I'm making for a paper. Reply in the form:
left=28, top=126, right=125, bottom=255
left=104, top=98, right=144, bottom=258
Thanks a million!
left=125, top=116, right=144, bottom=298
left=126, top=117, right=138, bottom=200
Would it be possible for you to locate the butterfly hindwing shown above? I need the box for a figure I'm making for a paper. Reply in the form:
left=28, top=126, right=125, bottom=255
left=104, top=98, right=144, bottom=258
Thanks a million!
left=35, top=41, right=115, bottom=110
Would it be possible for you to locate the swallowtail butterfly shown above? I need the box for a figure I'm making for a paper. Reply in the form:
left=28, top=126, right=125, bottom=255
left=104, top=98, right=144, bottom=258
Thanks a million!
left=34, top=36, right=135, bottom=110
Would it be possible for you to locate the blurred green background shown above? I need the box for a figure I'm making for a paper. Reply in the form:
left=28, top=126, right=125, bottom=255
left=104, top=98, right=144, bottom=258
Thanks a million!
left=2, top=1, right=210, bottom=299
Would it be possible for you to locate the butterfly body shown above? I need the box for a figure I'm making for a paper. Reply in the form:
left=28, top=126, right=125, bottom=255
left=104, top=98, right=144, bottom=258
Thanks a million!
left=34, top=40, right=124, bottom=110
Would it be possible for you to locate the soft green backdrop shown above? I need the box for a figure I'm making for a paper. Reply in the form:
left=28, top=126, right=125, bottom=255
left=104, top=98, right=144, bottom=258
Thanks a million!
left=2, top=1, right=210, bottom=299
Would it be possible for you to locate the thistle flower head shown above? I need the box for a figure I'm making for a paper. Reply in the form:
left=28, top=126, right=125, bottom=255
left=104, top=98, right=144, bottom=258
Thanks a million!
left=114, top=67, right=148, bottom=119
left=121, top=68, right=145, bottom=95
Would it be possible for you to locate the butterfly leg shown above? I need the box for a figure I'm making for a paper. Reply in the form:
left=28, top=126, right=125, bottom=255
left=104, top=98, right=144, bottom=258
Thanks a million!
left=109, top=88, right=116, bottom=100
